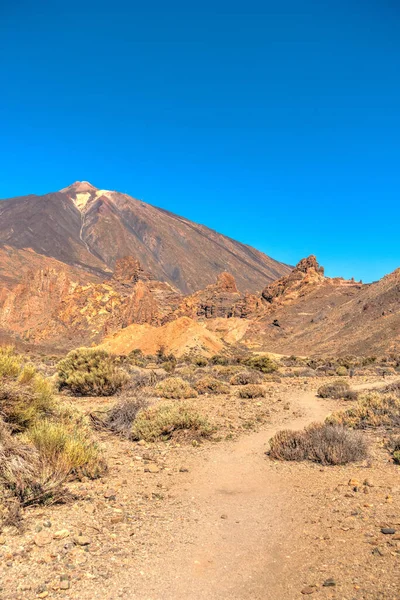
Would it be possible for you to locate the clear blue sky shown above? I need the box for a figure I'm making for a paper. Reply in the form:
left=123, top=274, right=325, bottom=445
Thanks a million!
left=1, top=0, right=399, bottom=282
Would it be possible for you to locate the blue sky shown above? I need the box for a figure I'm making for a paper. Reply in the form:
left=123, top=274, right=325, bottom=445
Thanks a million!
left=1, top=0, right=399, bottom=282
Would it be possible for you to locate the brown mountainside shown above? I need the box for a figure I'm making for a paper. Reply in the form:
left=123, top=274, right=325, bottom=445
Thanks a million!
left=0, top=181, right=290, bottom=293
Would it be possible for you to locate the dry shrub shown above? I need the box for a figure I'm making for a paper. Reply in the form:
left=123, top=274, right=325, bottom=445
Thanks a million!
left=230, top=371, right=262, bottom=386
left=131, top=402, right=213, bottom=442
left=194, top=376, right=229, bottom=395
left=57, top=348, right=128, bottom=396
left=336, top=366, right=348, bottom=376
left=155, top=377, right=197, bottom=399
left=0, top=346, right=22, bottom=379
left=93, top=395, right=148, bottom=438
left=317, top=380, right=357, bottom=400
left=237, top=384, right=265, bottom=399
left=327, top=391, right=400, bottom=429
left=269, top=423, right=368, bottom=465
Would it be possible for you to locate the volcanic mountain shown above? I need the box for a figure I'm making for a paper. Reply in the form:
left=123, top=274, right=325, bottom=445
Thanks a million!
left=0, top=181, right=290, bottom=294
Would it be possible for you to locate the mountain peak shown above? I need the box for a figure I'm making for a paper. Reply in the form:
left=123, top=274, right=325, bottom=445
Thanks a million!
left=60, top=181, right=98, bottom=194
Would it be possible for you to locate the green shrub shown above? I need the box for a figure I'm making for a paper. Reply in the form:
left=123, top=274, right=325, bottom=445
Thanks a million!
left=155, top=377, right=197, bottom=399
left=245, top=355, right=278, bottom=374
left=57, top=348, right=128, bottom=396
left=386, top=435, right=400, bottom=465
left=209, top=354, right=229, bottom=366
left=237, top=384, right=265, bottom=399
left=317, top=380, right=356, bottom=400
left=131, top=402, right=213, bottom=442
left=194, top=377, right=229, bottom=395
left=0, top=346, right=22, bottom=379
left=269, top=423, right=368, bottom=465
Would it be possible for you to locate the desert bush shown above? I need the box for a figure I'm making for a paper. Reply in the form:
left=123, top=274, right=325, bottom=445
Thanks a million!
left=57, top=348, right=128, bottom=396
left=93, top=395, right=148, bottom=438
left=0, top=346, right=22, bottom=379
left=336, top=366, right=348, bottom=377
left=245, top=355, right=278, bottom=374
left=26, top=420, right=104, bottom=479
left=155, top=377, right=197, bottom=399
left=194, top=376, right=229, bottom=395
left=0, top=419, right=67, bottom=516
left=230, top=371, right=262, bottom=385
left=237, top=384, right=265, bottom=399
left=209, top=354, right=230, bottom=366
left=269, top=423, right=368, bottom=465
left=317, top=380, right=357, bottom=400
left=131, top=402, right=213, bottom=442
left=327, top=391, right=400, bottom=429
left=386, top=435, right=400, bottom=464
left=0, top=376, right=55, bottom=432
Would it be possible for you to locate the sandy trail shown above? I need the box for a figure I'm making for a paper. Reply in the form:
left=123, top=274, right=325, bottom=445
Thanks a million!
left=110, top=379, right=394, bottom=599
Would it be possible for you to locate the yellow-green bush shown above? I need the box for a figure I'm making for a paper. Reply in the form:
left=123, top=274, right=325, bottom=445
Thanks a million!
left=57, top=348, right=128, bottom=396
left=26, top=420, right=104, bottom=479
left=245, top=355, right=278, bottom=374
left=131, top=402, right=213, bottom=442
left=155, top=377, right=197, bottom=399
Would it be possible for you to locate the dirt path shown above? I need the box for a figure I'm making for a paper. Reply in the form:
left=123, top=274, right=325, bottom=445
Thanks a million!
left=104, top=380, right=392, bottom=600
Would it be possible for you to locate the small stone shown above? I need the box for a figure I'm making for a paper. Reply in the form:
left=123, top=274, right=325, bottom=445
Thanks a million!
left=381, top=527, right=396, bottom=535
left=73, top=535, right=91, bottom=546
left=144, top=464, right=160, bottom=473
left=104, top=490, right=117, bottom=500
left=37, top=593, right=49, bottom=599
left=43, top=520, right=52, bottom=528
left=323, top=578, right=336, bottom=587
left=110, top=515, right=124, bottom=524
left=34, top=531, right=53, bottom=547
left=348, top=478, right=360, bottom=487
left=220, top=514, right=228, bottom=520
left=179, top=467, right=189, bottom=472
left=301, top=586, right=316, bottom=595
left=372, top=547, right=386, bottom=556
left=59, top=580, right=70, bottom=590
left=53, top=529, right=69, bottom=540
left=137, top=440, right=146, bottom=446
left=0, top=535, right=6, bottom=545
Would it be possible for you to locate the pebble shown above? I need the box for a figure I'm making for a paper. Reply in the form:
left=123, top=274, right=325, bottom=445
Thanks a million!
left=0, top=536, right=6, bottom=545
left=381, top=528, right=396, bottom=535
left=179, top=467, right=189, bottom=472
left=73, top=535, right=92, bottom=546
left=144, top=464, right=160, bottom=473
left=301, top=586, right=317, bottom=595
left=34, top=531, right=53, bottom=547
left=323, top=578, right=336, bottom=587
left=53, top=529, right=69, bottom=540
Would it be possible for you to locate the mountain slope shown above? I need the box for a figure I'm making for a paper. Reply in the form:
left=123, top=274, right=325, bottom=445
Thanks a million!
left=0, top=181, right=291, bottom=293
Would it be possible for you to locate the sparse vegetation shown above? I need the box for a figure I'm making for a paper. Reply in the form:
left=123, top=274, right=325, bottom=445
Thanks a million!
left=269, top=423, right=368, bottom=465
left=230, top=371, right=262, bottom=385
left=386, top=435, right=400, bottom=464
left=336, top=365, right=348, bottom=376
left=237, top=384, right=265, bottom=399
left=57, top=348, right=128, bottom=396
left=317, top=380, right=357, bottom=400
left=155, top=377, right=198, bottom=399
left=327, top=391, right=400, bottom=429
left=194, top=376, right=229, bottom=395
left=131, top=402, right=214, bottom=442
left=92, top=395, right=148, bottom=438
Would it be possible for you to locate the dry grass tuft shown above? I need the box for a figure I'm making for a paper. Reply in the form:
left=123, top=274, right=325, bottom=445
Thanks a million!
left=230, top=371, right=262, bottom=386
left=327, top=391, right=400, bottom=429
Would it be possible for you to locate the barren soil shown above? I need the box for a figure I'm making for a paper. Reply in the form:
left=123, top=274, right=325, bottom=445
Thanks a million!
left=1, top=377, right=399, bottom=600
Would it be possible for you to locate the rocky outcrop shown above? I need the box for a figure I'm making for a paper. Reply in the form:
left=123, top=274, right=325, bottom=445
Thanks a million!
left=261, top=255, right=326, bottom=305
